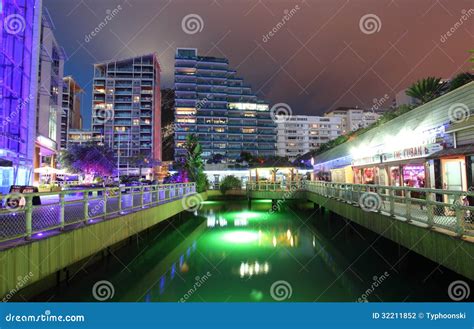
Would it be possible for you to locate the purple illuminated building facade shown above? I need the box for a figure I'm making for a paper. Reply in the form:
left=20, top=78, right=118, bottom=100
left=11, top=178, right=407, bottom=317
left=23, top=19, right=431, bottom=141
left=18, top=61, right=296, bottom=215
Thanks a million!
left=0, top=0, right=42, bottom=192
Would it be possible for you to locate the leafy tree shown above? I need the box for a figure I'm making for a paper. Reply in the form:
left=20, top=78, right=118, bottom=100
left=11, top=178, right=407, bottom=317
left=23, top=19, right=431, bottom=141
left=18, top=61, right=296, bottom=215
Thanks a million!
left=219, top=175, right=241, bottom=194
left=238, top=151, right=253, bottom=164
left=449, top=72, right=474, bottom=91
left=59, top=142, right=115, bottom=178
left=182, top=134, right=208, bottom=192
left=130, top=152, right=150, bottom=178
left=406, top=77, right=443, bottom=104
left=207, top=153, right=224, bottom=164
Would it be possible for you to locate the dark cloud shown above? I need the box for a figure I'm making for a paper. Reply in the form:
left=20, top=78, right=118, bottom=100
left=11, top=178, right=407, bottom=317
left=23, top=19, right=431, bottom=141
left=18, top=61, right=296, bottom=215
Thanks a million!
left=45, top=0, right=473, bottom=128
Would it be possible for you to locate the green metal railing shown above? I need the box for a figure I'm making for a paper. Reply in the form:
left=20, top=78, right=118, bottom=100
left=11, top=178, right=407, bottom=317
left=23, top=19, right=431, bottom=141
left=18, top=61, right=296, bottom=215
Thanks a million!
left=247, top=180, right=474, bottom=238
left=0, top=183, right=196, bottom=243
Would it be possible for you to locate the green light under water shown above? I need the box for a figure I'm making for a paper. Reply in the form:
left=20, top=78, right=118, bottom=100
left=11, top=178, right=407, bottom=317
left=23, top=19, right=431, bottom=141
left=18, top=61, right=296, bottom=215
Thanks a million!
left=201, top=201, right=220, bottom=205
left=221, top=230, right=260, bottom=244
left=253, top=199, right=273, bottom=204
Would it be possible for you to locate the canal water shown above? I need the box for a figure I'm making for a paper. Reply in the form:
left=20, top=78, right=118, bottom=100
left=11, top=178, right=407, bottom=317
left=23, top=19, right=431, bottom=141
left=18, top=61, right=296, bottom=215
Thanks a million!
left=34, top=199, right=467, bottom=302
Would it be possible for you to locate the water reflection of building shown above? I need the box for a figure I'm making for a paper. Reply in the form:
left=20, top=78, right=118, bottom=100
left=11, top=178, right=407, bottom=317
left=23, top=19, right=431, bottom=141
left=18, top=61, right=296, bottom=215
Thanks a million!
left=238, top=261, right=270, bottom=278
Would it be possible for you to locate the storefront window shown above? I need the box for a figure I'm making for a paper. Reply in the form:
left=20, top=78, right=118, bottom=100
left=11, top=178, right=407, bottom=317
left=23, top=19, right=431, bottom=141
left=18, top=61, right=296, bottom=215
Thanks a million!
left=390, top=166, right=400, bottom=186
left=402, top=164, right=425, bottom=188
left=363, top=167, right=375, bottom=184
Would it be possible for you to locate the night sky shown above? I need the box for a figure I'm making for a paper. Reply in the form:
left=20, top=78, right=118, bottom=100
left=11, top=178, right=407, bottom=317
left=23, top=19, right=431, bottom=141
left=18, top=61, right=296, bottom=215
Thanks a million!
left=44, top=0, right=473, bottom=129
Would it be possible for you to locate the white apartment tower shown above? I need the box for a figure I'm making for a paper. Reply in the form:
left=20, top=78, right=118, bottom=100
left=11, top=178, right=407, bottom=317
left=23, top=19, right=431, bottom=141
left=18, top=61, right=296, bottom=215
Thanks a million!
left=276, top=115, right=342, bottom=161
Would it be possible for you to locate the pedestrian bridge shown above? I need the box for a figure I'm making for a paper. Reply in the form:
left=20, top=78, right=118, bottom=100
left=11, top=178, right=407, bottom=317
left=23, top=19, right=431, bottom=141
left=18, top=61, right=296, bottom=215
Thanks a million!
left=0, top=183, right=204, bottom=298
left=247, top=181, right=474, bottom=280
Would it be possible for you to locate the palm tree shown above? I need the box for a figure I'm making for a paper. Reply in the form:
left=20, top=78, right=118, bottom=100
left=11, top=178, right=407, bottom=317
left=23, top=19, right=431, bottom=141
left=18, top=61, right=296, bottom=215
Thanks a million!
left=130, top=152, right=150, bottom=179
left=470, top=49, right=474, bottom=70
left=449, top=72, right=474, bottom=91
left=182, top=134, right=208, bottom=192
left=406, top=77, right=443, bottom=104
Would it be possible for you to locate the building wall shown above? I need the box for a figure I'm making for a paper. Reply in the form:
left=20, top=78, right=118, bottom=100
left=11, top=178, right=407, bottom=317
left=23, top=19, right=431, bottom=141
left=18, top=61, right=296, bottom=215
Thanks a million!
left=174, top=48, right=276, bottom=165
left=276, top=115, right=342, bottom=161
left=61, top=76, right=82, bottom=149
left=395, top=89, right=419, bottom=107
left=91, top=54, right=161, bottom=175
left=325, top=108, right=381, bottom=134
left=0, top=0, right=42, bottom=192
left=34, top=9, right=65, bottom=182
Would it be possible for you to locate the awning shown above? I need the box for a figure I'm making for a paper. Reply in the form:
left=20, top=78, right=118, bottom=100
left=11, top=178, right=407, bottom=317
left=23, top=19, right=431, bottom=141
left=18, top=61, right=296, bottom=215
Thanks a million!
left=426, top=145, right=474, bottom=159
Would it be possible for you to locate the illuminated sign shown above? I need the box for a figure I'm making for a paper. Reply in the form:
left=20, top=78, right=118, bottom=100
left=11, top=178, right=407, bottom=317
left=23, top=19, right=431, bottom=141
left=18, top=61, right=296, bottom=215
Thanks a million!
left=352, top=155, right=381, bottom=167
left=36, top=135, right=57, bottom=150
left=382, top=143, right=442, bottom=163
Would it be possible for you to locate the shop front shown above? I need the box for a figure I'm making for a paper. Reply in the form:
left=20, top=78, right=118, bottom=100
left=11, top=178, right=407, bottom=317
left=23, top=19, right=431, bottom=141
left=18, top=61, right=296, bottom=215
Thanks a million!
left=427, top=146, right=474, bottom=204
left=34, top=135, right=58, bottom=184
left=350, top=143, right=443, bottom=189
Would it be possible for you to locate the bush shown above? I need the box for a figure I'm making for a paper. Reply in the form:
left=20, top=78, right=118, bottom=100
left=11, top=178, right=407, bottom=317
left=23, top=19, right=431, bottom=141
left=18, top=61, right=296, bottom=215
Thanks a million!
left=219, top=175, right=241, bottom=195
left=196, top=172, right=209, bottom=193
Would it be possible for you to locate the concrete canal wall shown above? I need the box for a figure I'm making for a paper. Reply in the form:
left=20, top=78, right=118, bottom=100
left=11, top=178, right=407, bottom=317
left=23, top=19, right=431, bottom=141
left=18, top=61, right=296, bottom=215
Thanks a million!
left=248, top=190, right=474, bottom=280
left=0, top=192, right=208, bottom=299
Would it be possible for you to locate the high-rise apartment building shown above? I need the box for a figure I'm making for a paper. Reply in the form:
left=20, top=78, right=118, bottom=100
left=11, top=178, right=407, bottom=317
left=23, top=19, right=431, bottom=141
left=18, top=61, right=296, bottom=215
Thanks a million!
left=34, top=8, right=65, bottom=183
left=0, top=0, right=42, bottom=192
left=324, top=107, right=381, bottom=134
left=91, top=54, right=161, bottom=176
left=174, top=48, right=276, bottom=166
left=61, top=76, right=83, bottom=149
left=276, top=115, right=342, bottom=161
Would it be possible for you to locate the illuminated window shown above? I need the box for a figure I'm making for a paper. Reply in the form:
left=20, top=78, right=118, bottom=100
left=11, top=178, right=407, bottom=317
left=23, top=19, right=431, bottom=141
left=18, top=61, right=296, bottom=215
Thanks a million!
left=176, top=107, right=196, bottom=115
left=215, top=127, right=225, bottom=133
left=133, top=119, right=140, bottom=126
left=177, top=118, right=196, bottom=123
left=133, top=96, right=140, bottom=103
left=244, top=112, right=255, bottom=117
left=242, top=128, right=255, bottom=134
